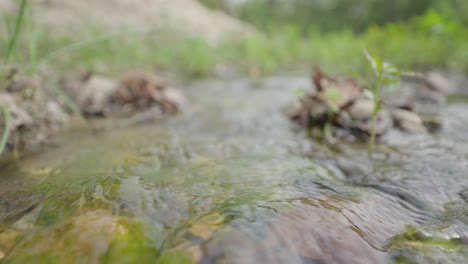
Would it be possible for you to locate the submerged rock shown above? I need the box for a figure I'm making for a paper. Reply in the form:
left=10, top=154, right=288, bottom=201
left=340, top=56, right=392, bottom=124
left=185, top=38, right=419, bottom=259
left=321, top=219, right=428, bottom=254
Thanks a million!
left=3, top=209, right=159, bottom=263
left=197, top=197, right=389, bottom=264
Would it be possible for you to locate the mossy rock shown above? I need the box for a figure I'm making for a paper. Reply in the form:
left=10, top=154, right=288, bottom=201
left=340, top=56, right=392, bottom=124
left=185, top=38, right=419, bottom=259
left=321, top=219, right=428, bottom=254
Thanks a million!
left=156, top=251, right=193, bottom=264
left=389, top=226, right=468, bottom=263
left=3, top=210, right=159, bottom=264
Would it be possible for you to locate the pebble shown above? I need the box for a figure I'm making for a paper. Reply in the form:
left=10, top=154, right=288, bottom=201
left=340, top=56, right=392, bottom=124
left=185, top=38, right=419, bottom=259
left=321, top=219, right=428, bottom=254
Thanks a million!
left=347, top=98, right=374, bottom=121
left=162, top=87, right=188, bottom=109
left=78, top=75, right=119, bottom=114
left=393, top=109, right=426, bottom=133
left=426, top=71, right=452, bottom=94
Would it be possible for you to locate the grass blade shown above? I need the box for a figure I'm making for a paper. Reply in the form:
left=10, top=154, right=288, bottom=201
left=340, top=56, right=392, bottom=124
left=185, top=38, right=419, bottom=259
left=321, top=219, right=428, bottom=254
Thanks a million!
left=5, top=0, right=28, bottom=62
left=47, top=80, right=88, bottom=125
left=0, top=103, right=11, bottom=155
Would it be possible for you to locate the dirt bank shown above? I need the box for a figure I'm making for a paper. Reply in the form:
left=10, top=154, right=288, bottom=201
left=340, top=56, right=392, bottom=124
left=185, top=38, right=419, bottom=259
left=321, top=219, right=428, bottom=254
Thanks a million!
left=0, top=69, right=185, bottom=156
left=0, top=0, right=257, bottom=44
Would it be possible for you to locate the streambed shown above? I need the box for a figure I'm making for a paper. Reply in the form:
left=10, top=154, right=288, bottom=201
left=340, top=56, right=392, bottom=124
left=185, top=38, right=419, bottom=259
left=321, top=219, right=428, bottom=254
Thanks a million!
left=1, top=77, right=468, bottom=263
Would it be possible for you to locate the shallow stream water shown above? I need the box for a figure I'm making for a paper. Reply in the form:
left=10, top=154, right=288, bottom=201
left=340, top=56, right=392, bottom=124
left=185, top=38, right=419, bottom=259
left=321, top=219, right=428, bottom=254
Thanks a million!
left=1, top=77, right=468, bottom=263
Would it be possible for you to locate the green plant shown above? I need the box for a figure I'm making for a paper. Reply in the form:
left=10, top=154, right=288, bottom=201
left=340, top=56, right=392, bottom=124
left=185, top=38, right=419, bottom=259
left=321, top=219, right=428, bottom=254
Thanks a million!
left=363, top=47, right=402, bottom=157
left=0, top=103, right=11, bottom=155
left=5, top=0, right=27, bottom=62
left=0, top=0, right=27, bottom=155
left=320, top=86, right=340, bottom=143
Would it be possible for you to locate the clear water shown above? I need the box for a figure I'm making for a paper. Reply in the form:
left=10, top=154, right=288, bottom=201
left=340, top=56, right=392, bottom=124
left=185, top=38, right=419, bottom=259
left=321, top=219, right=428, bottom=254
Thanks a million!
left=1, top=77, right=468, bottom=263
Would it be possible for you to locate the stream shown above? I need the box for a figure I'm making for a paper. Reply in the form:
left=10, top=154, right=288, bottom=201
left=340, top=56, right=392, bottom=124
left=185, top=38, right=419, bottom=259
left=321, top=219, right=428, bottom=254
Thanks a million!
left=1, top=77, right=468, bottom=263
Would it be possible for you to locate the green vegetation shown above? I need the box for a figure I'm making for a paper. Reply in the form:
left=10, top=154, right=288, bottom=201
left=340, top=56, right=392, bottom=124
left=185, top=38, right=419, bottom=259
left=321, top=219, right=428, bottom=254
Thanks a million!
left=1, top=0, right=86, bottom=142
left=1, top=1, right=465, bottom=155
left=390, top=226, right=462, bottom=251
left=362, top=48, right=403, bottom=157
left=1, top=6, right=467, bottom=79
left=0, top=0, right=27, bottom=155
left=201, top=0, right=468, bottom=32
left=322, top=86, right=340, bottom=143
left=155, top=251, right=193, bottom=264
left=5, top=0, right=27, bottom=62
left=0, top=103, right=11, bottom=155
left=0, top=13, right=463, bottom=83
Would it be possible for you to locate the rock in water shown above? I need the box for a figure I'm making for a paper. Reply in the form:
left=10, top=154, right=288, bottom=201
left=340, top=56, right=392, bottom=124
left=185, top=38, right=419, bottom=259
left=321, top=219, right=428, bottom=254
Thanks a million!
left=393, top=109, right=426, bottom=133
left=425, top=71, right=453, bottom=94
left=77, top=76, right=119, bottom=115
left=347, top=98, right=374, bottom=121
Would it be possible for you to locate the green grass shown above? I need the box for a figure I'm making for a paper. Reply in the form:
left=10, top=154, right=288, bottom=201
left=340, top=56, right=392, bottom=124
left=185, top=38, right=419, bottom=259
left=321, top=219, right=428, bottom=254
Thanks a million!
left=0, top=9, right=466, bottom=79
left=0, top=0, right=26, bottom=155
left=5, top=0, right=27, bottom=62
left=0, top=103, right=11, bottom=155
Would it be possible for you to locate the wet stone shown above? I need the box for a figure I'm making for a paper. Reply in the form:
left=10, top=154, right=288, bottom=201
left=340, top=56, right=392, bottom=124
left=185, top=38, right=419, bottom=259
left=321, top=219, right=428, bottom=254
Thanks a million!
left=77, top=75, right=119, bottom=115
left=393, top=109, right=427, bottom=133
left=290, top=69, right=433, bottom=140
left=346, top=98, right=374, bottom=121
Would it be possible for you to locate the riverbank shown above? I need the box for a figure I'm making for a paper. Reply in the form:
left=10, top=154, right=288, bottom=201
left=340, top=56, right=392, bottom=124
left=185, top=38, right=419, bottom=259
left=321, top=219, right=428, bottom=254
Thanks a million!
left=1, top=1, right=468, bottom=156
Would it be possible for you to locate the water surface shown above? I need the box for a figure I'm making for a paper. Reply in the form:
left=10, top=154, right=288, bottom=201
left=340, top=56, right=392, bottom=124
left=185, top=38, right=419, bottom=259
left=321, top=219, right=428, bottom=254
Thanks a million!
left=1, top=77, right=468, bottom=263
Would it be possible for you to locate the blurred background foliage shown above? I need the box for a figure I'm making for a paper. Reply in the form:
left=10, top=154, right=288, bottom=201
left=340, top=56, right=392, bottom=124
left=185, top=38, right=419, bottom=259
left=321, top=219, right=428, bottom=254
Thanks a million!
left=197, top=0, right=468, bottom=74
left=1, top=1, right=467, bottom=79
left=200, top=0, right=468, bottom=33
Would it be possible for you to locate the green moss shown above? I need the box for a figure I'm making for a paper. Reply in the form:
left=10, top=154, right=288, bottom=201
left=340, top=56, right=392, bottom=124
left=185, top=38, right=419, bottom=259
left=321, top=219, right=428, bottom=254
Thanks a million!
left=394, top=255, right=419, bottom=264
left=1, top=8, right=466, bottom=79
left=3, top=211, right=159, bottom=264
left=390, top=227, right=462, bottom=251
left=103, top=220, right=159, bottom=263
left=155, top=251, right=193, bottom=264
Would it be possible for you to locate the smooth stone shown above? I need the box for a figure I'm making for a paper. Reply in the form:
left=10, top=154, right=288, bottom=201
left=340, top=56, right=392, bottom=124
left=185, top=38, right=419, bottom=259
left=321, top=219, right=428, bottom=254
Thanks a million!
left=393, top=109, right=426, bottom=133
left=78, top=75, right=119, bottom=114
left=347, top=98, right=374, bottom=121
left=426, top=71, right=453, bottom=94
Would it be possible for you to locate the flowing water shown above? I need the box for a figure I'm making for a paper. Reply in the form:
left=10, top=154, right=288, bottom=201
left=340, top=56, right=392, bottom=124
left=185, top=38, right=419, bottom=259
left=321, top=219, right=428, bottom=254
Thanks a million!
left=1, top=77, right=468, bottom=263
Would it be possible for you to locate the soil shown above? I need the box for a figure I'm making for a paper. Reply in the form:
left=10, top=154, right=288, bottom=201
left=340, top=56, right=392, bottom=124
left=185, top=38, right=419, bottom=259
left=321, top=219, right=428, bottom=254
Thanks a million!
left=0, top=0, right=257, bottom=44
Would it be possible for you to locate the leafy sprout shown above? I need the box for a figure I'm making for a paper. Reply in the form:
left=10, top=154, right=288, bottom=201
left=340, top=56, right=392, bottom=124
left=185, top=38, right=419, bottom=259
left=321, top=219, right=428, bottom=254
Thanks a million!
left=319, top=86, right=340, bottom=143
left=292, top=87, right=307, bottom=98
left=0, top=103, right=11, bottom=155
left=362, top=47, right=402, bottom=157
left=1, top=0, right=27, bottom=156
left=5, top=0, right=28, bottom=62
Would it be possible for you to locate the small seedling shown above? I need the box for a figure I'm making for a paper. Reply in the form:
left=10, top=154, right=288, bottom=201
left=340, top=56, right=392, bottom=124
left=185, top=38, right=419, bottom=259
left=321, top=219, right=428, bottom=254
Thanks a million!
left=0, top=0, right=27, bottom=155
left=363, top=47, right=402, bottom=157
left=0, top=103, right=11, bottom=155
left=292, top=87, right=307, bottom=98
left=320, top=86, right=340, bottom=143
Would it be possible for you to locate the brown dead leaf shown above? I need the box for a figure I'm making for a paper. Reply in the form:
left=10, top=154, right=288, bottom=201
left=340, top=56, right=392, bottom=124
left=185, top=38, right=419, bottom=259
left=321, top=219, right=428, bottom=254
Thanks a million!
left=116, top=71, right=166, bottom=105
left=313, top=68, right=362, bottom=109
left=78, top=75, right=119, bottom=115
left=113, top=71, right=183, bottom=114
left=0, top=93, right=34, bottom=129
